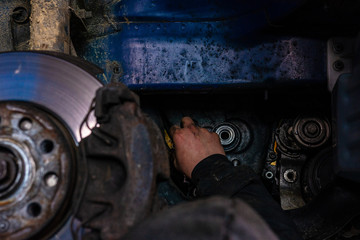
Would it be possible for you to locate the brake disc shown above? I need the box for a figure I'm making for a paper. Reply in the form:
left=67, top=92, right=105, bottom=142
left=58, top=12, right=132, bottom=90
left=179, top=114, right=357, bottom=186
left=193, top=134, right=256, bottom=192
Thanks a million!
left=0, top=52, right=102, bottom=142
left=0, top=52, right=102, bottom=239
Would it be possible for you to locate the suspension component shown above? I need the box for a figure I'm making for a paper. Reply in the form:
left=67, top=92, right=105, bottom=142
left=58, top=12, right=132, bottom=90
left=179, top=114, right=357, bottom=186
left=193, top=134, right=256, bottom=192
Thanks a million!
left=214, top=123, right=240, bottom=152
left=213, top=120, right=251, bottom=153
left=293, top=117, right=330, bottom=149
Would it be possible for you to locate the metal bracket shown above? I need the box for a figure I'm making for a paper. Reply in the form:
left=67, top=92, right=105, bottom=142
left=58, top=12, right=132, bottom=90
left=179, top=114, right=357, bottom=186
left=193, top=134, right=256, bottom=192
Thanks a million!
left=327, top=37, right=355, bottom=91
left=279, top=154, right=307, bottom=210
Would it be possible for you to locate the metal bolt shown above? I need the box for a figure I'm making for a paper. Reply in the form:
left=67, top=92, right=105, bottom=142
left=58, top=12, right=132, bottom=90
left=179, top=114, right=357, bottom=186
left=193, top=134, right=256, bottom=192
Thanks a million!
left=232, top=159, right=240, bottom=167
left=12, top=7, right=29, bottom=24
left=333, top=42, right=344, bottom=54
left=0, top=160, right=8, bottom=181
left=44, top=172, right=58, bottom=187
left=269, top=151, right=277, bottom=160
left=265, top=171, right=274, bottom=180
left=333, top=60, right=344, bottom=72
left=304, top=122, right=319, bottom=137
left=19, top=118, right=32, bottom=131
left=113, top=66, right=120, bottom=74
left=0, top=220, right=9, bottom=232
left=306, top=123, right=318, bottom=134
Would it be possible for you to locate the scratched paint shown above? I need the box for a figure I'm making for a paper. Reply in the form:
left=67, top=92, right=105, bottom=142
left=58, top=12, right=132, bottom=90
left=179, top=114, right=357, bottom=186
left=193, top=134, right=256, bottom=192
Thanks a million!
left=75, top=0, right=326, bottom=90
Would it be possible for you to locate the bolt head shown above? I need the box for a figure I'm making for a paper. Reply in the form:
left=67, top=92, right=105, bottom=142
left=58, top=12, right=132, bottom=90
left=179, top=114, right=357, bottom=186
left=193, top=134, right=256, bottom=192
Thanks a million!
left=19, top=118, right=32, bottom=131
left=269, top=152, right=277, bottom=160
left=0, top=220, right=9, bottom=232
left=232, top=159, right=240, bottom=167
left=44, top=173, right=58, bottom=187
left=305, top=122, right=319, bottom=137
left=12, top=7, right=29, bottom=24
left=333, top=60, right=344, bottom=72
left=333, top=42, right=344, bottom=54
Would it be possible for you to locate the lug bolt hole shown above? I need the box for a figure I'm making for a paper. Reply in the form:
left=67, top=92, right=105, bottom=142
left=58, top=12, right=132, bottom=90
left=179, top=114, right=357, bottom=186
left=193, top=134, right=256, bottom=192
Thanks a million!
left=27, top=202, right=42, bottom=218
left=40, top=140, right=54, bottom=154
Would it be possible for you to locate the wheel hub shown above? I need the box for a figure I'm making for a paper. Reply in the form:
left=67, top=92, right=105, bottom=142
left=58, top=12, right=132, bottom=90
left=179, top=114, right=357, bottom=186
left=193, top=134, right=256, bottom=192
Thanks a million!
left=0, top=52, right=102, bottom=239
left=0, top=102, right=75, bottom=239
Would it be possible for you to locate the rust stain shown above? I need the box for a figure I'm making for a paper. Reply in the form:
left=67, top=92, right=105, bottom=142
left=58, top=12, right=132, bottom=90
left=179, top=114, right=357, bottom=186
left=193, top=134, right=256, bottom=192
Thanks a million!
left=124, top=16, right=130, bottom=25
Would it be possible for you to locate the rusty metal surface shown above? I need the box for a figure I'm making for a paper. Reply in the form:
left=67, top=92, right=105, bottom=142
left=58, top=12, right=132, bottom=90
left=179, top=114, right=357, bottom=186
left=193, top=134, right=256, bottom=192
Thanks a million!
left=30, top=0, right=71, bottom=53
left=0, top=0, right=30, bottom=52
left=0, top=102, right=76, bottom=240
left=77, top=84, right=169, bottom=239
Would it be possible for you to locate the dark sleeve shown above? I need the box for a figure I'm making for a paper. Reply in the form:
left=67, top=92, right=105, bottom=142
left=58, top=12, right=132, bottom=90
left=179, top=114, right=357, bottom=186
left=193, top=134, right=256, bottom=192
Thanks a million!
left=191, top=154, right=302, bottom=240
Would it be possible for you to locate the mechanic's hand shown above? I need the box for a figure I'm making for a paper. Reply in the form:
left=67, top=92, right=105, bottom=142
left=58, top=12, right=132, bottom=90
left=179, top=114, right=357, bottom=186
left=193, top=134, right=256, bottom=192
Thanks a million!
left=170, top=117, right=225, bottom=178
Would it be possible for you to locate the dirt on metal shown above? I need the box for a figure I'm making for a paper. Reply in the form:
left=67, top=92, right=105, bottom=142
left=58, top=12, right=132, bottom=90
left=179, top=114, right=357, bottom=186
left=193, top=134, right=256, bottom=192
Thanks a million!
left=30, top=0, right=70, bottom=53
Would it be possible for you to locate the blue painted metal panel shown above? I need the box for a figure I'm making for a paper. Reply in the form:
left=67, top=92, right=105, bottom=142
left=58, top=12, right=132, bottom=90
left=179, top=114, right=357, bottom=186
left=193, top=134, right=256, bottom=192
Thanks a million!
left=109, top=0, right=304, bottom=21
left=79, top=0, right=326, bottom=91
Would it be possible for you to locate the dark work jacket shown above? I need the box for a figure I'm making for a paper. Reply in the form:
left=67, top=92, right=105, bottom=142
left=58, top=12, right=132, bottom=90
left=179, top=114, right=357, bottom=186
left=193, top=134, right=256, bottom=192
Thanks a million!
left=191, top=154, right=302, bottom=240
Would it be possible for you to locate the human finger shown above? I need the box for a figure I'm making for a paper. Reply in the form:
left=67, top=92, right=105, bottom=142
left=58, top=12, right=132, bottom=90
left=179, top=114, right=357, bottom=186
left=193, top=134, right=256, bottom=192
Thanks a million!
left=181, top=116, right=195, bottom=128
left=181, top=116, right=200, bottom=135
left=169, top=125, right=180, bottom=138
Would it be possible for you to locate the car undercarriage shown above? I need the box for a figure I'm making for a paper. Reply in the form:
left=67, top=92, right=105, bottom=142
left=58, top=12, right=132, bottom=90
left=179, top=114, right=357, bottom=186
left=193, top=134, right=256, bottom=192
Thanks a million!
left=0, top=0, right=359, bottom=239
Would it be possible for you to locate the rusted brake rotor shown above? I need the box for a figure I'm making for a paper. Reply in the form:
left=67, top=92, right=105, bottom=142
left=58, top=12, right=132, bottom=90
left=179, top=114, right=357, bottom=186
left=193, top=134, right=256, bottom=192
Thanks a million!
left=0, top=52, right=102, bottom=239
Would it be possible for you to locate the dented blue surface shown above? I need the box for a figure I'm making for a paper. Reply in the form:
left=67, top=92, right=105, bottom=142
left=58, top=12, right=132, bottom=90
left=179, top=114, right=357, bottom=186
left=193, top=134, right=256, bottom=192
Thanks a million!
left=79, top=0, right=326, bottom=90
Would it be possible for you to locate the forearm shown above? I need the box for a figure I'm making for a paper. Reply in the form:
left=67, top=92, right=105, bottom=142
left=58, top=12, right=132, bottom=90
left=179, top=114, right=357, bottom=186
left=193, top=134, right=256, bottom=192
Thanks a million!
left=191, top=154, right=302, bottom=240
